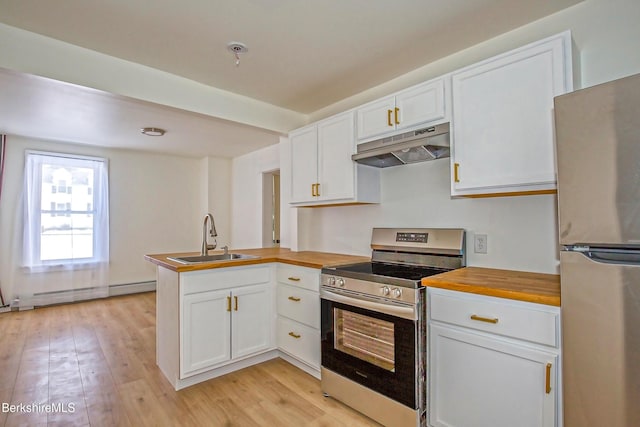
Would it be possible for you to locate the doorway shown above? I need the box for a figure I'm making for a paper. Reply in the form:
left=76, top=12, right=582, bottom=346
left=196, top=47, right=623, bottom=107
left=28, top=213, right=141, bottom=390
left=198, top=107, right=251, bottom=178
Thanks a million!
left=262, top=170, right=280, bottom=248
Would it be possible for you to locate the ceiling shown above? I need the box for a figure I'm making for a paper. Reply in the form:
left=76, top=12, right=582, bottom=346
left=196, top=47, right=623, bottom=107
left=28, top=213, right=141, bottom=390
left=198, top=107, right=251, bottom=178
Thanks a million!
left=0, top=0, right=583, bottom=158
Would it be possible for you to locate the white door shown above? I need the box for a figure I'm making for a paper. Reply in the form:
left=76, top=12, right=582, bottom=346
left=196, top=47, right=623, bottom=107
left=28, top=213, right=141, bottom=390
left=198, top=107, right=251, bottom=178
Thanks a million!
left=290, top=125, right=318, bottom=203
left=395, top=79, right=446, bottom=130
left=317, top=112, right=355, bottom=202
left=231, top=284, right=272, bottom=359
left=181, top=289, right=231, bottom=376
left=356, top=95, right=396, bottom=140
left=429, top=324, right=558, bottom=427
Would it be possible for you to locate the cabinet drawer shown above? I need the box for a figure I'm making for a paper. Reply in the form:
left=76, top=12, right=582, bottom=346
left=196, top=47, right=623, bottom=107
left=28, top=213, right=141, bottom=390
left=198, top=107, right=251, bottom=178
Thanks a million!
left=276, top=265, right=320, bottom=292
left=276, top=284, right=320, bottom=329
left=182, top=265, right=271, bottom=295
left=428, top=288, right=559, bottom=347
left=277, top=316, right=320, bottom=369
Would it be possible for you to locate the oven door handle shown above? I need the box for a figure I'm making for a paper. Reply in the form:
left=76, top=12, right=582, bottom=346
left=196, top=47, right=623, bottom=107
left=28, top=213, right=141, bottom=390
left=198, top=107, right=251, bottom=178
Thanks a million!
left=321, top=288, right=417, bottom=321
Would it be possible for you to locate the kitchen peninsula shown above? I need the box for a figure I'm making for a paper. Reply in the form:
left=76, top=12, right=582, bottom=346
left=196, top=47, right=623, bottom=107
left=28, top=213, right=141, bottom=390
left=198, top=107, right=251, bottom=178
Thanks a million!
left=145, top=248, right=368, bottom=390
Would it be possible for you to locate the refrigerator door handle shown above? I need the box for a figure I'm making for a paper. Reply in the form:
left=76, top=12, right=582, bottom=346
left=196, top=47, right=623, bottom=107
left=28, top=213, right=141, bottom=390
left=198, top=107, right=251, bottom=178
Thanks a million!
left=565, top=246, right=640, bottom=266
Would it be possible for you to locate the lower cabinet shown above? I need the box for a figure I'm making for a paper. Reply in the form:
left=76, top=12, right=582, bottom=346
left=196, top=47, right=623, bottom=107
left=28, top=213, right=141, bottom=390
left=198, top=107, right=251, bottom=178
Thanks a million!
left=427, top=287, right=561, bottom=427
left=179, top=265, right=274, bottom=379
left=155, top=262, right=323, bottom=389
left=275, top=264, right=321, bottom=377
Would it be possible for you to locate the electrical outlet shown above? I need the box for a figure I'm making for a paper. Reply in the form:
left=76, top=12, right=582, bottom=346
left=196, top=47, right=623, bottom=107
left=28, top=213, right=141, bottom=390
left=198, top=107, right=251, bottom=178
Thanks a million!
left=474, top=234, right=488, bottom=254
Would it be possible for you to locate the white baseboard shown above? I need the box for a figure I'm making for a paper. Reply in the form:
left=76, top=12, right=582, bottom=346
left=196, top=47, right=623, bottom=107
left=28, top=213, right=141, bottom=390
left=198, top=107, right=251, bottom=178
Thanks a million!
left=109, top=281, right=156, bottom=296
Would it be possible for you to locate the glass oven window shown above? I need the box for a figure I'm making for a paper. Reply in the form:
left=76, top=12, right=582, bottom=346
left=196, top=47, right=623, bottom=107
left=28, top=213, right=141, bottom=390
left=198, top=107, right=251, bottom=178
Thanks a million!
left=334, top=308, right=395, bottom=371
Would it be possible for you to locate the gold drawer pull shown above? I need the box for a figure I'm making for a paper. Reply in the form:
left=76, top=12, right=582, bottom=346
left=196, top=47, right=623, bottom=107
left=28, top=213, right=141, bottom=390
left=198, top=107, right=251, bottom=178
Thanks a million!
left=288, top=296, right=301, bottom=302
left=394, top=107, right=400, bottom=125
left=234, top=296, right=238, bottom=311
left=226, top=296, right=231, bottom=312
left=387, top=109, right=393, bottom=127
left=287, top=277, right=301, bottom=282
left=545, top=363, right=552, bottom=394
left=470, top=314, right=499, bottom=324
left=454, top=162, right=460, bottom=183
left=288, top=332, right=301, bottom=339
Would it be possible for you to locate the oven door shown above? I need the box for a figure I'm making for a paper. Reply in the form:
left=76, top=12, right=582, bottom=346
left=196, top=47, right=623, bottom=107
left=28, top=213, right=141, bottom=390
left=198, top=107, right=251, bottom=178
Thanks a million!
left=321, top=287, right=418, bottom=409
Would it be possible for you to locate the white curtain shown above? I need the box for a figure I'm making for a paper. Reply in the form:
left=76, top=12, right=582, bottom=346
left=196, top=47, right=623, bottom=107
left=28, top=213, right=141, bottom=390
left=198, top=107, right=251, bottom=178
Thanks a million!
left=12, top=150, right=110, bottom=308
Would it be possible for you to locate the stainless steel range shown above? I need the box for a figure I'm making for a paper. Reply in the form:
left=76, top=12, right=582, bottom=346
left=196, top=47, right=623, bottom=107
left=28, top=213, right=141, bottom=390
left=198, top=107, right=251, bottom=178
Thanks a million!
left=320, top=228, right=465, bottom=427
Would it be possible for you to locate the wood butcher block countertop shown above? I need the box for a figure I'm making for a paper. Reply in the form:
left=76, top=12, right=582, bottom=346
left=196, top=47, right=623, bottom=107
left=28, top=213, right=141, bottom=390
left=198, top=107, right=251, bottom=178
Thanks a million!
left=422, top=267, right=561, bottom=306
left=145, top=247, right=369, bottom=272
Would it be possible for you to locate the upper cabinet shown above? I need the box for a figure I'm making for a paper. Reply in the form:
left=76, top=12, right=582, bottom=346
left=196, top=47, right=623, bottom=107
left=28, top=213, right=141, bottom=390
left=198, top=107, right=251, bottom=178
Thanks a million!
left=450, top=31, right=574, bottom=197
left=356, top=77, right=449, bottom=141
left=290, top=111, right=380, bottom=206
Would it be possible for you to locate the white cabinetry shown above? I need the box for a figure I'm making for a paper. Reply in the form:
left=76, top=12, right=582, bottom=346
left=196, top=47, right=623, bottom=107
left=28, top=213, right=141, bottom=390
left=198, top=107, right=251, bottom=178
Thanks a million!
left=450, top=31, right=573, bottom=196
left=356, top=77, right=448, bottom=141
left=290, top=111, right=379, bottom=206
left=428, top=288, right=561, bottom=427
left=180, top=265, right=274, bottom=379
left=275, top=264, right=321, bottom=378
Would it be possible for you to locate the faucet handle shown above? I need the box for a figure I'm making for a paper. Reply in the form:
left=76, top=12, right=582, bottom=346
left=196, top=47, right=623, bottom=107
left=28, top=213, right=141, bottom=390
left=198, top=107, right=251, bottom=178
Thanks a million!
left=221, top=245, right=229, bottom=255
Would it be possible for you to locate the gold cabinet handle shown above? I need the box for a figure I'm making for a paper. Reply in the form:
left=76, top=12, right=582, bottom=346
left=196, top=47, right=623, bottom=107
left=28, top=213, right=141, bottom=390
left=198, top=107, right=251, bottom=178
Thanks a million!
left=394, top=107, right=400, bottom=125
left=454, top=162, right=460, bottom=183
left=287, top=277, right=301, bottom=282
left=545, top=363, right=552, bottom=394
left=234, top=296, right=238, bottom=311
left=470, top=314, right=499, bottom=324
left=288, top=332, right=301, bottom=339
left=311, top=183, right=316, bottom=197
left=387, top=109, right=393, bottom=127
left=226, top=296, right=231, bottom=312
left=288, top=296, right=301, bottom=302
left=316, top=183, right=320, bottom=197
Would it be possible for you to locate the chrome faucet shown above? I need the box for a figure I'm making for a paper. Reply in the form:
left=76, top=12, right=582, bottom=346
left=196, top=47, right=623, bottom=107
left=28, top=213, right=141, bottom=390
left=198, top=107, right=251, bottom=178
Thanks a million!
left=201, top=213, right=218, bottom=256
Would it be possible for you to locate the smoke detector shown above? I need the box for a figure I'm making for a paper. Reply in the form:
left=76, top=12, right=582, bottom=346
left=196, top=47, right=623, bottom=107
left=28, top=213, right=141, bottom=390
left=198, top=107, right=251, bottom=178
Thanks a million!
left=227, top=42, right=248, bottom=66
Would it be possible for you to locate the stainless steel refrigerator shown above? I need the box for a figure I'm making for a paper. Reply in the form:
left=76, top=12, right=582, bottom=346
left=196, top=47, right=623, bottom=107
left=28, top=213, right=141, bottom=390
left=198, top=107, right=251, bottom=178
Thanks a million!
left=555, top=72, right=640, bottom=427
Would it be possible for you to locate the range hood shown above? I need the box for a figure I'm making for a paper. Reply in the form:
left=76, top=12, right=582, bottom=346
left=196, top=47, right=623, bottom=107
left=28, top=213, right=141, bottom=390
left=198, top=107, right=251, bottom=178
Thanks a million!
left=352, top=122, right=450, bottom=168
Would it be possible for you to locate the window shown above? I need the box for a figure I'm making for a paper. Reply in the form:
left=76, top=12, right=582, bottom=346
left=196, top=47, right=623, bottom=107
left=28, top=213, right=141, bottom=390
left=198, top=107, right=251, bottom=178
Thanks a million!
left=23, top=151, right=109, bottom=267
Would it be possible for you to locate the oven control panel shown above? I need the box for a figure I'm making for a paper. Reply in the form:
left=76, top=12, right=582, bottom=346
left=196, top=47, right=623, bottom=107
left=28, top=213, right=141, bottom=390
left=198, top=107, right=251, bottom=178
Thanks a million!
left=321, top=274, right=417, bottom=305
left=396, top=232, right=428, bottom=243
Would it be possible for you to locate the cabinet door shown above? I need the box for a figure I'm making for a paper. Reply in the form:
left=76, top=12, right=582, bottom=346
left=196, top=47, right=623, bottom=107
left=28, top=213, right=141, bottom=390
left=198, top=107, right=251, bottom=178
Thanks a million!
left=290, top=125, right=318, bottom=203
left=395, top=78, right=446, bottom=131
left=181, top=289, right=231, bottom=377
left=317, top=112, right=356, bottom=202
left=356, top=95, right=396, bottom=140
left=231, top=284, right=273, bottom=359
left=451, top=33, right=570, bottom=196
left=429, top=324, right=558, bottom=427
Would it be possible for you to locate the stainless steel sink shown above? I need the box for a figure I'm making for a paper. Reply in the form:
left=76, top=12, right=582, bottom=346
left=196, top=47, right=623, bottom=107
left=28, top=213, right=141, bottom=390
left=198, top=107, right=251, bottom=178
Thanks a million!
left=167, top=253, right=260, bottom=264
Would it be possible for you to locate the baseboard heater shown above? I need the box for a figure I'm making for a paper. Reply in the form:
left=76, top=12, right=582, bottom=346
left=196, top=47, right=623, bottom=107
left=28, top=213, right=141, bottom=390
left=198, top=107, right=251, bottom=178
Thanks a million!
left=22, top=281, right=156, bottom=309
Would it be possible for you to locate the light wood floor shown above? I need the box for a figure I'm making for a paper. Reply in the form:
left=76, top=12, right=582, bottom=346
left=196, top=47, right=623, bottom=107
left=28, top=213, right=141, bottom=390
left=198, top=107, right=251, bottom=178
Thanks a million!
left=0, top=292, right=380, bottom=426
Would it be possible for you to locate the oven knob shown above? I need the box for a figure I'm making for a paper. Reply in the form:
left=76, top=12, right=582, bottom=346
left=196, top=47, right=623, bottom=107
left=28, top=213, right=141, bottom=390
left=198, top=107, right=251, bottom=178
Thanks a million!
left=337, top=278, right=345, bottom=287
left=392, top=288, right=402, bottom=298
left=381, top=286, right=390, bottom=296
left=327, top=276, right=336, bottom=286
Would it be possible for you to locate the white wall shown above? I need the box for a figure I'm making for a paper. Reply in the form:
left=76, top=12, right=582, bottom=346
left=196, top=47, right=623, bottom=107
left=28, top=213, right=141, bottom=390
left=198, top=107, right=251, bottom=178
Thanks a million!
left=230, top=143, right=280, bottom=249
left=298, top=161, right=559, bottom=273
left=0, top=135, right=220, bottom=299
left=204, top=156, right=232, bottom=247
left=296, top=0, right=640, bottom=274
